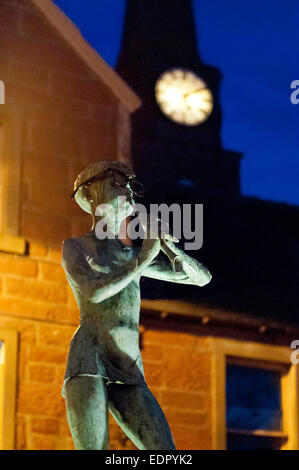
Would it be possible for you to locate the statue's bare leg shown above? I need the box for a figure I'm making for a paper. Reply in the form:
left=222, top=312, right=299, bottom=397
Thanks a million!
left=64, top=376, right=109, bottom=450
left=108, top=383, right=176, bottom=450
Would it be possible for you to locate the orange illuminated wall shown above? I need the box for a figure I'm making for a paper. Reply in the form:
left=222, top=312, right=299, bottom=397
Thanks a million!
left=0, top=341, right=4, bottom=446
left=0, top=0, right=134, bottom=450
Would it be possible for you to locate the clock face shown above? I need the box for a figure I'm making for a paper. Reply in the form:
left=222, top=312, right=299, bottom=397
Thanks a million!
left=155, top=68, right=213, bottom=126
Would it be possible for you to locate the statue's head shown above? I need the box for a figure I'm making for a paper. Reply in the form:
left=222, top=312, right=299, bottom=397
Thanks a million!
left=71, top=161, right=144, bottom=220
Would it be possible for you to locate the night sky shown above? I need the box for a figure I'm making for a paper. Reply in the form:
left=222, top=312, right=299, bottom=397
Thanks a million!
left=54, top=0, right=299, bottom=206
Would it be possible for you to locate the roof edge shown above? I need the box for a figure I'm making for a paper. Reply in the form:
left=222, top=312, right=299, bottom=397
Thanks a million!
left=141, top=299, right=299, bottom=333
left=30, top=0, right=142, bottom=113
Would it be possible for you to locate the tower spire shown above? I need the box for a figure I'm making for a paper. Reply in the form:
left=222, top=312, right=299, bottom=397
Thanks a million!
left=117, top=0, right=200, bottom=69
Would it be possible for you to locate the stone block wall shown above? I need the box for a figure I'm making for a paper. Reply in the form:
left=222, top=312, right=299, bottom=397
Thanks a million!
left=0, top=0, right=124, bottom=246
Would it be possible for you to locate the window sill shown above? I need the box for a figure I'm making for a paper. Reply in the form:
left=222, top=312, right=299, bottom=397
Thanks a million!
left=227, top=428, right=288, bottom=439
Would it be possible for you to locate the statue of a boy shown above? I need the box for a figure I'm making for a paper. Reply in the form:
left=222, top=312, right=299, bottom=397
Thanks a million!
left=62, top=161, right=212, bottom=450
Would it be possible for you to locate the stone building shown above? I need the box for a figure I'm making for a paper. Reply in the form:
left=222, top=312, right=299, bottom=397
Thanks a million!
left=0, top=0, right=298, bottom=451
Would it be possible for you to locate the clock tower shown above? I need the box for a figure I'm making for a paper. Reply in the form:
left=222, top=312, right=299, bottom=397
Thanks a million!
left=116, top=0, right=242, bottom=204
left=115, top=0, right=299, bottom=327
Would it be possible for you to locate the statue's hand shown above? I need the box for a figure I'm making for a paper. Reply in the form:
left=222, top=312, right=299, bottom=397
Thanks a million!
left=139, top=215, right=179, bottom=243
left=181, top=257, right=212, bottom=287
left=138, top=237, right=161, bottom=266
left=138, top=214, right=179, bottom=268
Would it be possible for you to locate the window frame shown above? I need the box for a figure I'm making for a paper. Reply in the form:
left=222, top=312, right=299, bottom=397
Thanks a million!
left=0, top=328, right=18, bottom=450
left=0, top=108, right=26, bottom=255
left=211, top=337, right=299, bottom=450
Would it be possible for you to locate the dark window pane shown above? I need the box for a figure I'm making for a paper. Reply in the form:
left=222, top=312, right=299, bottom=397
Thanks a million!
left=226, top=364, right=282, bottom=431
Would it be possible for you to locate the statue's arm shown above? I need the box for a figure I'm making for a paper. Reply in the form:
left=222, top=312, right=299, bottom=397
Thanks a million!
left=142, top=241, right=212, bottom=287
left=61, top=238, right=158, bottom=303
left=141, top=251, right=194, bottom=284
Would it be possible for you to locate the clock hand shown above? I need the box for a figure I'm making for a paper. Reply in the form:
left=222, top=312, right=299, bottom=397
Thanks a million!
left=183, top=87, right=208, bottom=98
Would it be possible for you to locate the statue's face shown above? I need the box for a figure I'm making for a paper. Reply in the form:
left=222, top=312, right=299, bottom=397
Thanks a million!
left=88, top=172, right=135, bottom=221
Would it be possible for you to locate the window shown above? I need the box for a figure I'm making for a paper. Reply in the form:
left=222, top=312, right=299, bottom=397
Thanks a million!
left=226, top=360, right=287, bottom=449
left=211, top=338, right=299, bottom=450
left=0, top=329, right=18, bottom=450
left=0, top=81, right=4, bottom=105
left=0, top=110, right=26, bottom=254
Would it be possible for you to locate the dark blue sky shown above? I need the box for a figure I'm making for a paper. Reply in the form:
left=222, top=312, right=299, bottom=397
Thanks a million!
left=55, top=0, right=299, bottom=206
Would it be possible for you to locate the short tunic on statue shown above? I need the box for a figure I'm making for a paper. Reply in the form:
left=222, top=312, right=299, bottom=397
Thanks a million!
left=62, top=322, right=146, bottom=397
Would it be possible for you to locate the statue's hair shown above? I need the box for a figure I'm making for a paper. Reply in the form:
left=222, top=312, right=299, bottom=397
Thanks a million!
left=73, top=160, right=135, bottom=214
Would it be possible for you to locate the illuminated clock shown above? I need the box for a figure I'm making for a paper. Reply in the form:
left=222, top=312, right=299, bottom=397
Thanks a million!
left=155, top=68, right=213, bottom=126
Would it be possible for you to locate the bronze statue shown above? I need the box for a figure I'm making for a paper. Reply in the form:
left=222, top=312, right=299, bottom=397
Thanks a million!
left=61, top=161, right=212, bottom=450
